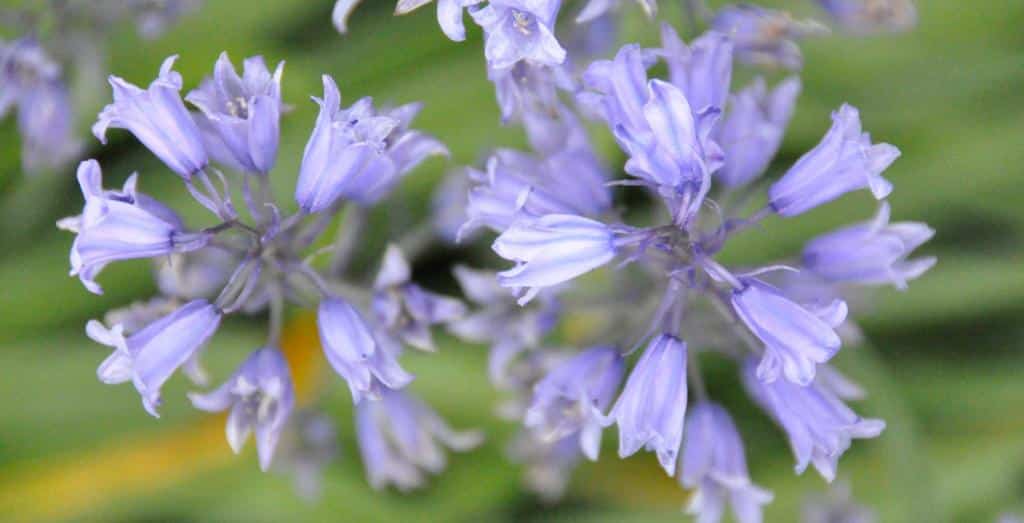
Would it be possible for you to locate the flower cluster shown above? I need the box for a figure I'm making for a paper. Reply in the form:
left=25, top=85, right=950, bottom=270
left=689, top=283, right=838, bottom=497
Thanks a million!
left=63, top=52, right=477, bottom=484
left=58, top=0, right=929, bottom=518
left=424, top=1, right=931, bottom=520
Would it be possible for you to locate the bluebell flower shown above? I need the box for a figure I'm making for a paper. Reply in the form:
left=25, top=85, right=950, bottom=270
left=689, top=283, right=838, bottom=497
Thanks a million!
left=295, top=76, right=447, bottom=212
left=0, top=37, right=81, bottom=172
left=372, top=245, right=466, bottom=351
left=490, top=61, right=573, bottom=124
left=578, top=43, right=657, bottom=136
left=356, top=388, right=483, bottom=491
left=317, top=296, right=414, bottom=403
left=712, top=5, right=826, bottom=71
left=492, top=214, right=618, bottom=305
left=816, top=0, right=916, bottom=34
left=742, top=359, right=885, bottom=482
left=680, top=401, right=773, bottom=523
left=93, top=55, right=209, bottom=179
left=714, top=77, right=800, bottom=188
left=463, top=148, right=610, bottom=237
left=64, top=160, right=208, bottom=294
left=803, top=202, right=936, bottom=289
left=659, top=26, right=733, bottom=115
left=471, top=0, right=567, bottom=70
left=604, top=334, right=688, bottom=476
left=614, top=79, right=723, bottom=227
left=86, top=299, right=222, bottom=417
left=432, top=168, right=474, bottom=243
left=769, top=104, right=899, bottom=217
left=576, top=0, right=656, bottom=23
left=524, top=346, right=624, bottom=460
left=187, top=52, right=284, bottom=175
left=731, top=278, right=847, bottom=386
left=189, top=347, right=295, bottom=471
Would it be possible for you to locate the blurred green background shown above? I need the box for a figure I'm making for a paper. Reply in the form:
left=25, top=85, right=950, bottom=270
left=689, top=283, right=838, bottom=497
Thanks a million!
left=0, top=0, right=1022, bottom=521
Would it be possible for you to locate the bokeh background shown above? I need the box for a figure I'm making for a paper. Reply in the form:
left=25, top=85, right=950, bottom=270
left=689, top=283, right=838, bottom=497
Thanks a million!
left=1, top=0, right=1022, bottom=521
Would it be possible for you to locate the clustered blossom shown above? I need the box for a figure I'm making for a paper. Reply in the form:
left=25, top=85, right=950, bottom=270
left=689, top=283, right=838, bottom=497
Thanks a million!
left=433, top=1, right=930, bottom=518
left=59, top=0, right=928, bottom=518
left=64, top=52, right=471, bottom=489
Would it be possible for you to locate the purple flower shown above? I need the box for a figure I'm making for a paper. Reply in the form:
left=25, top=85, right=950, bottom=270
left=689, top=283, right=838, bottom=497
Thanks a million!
left=63, top=160, right=207, bottom=294
left=490, top=61, right=573, bottom=124
left=576, top=0, right=656, bottom=23
left=492, top=214, right=618, bottom=305
left=742, top=359, right=885, bottom=482
left=660, top=26, right=733, bottom=115
left=714, top=76, right=801, bottom=187
left=578, top=43, right=657, bottom=136
left=355, top=388, right=483, bottom=491
left=614, top=79, right=723, bottom=227
left=680, top=401, right=773, bottom=523
left=295, top=76, right=446, bottom=212
left=817, top=0, right=917, bottom=34
left=187, top=52, right=283, bottom=175
left=93, top=55, right=208, bottom=179
left=803, top=202, right=935, bottom=289
left=86, top=299, right=222, bottom=416
left=604, top=334, right=688, bottom=476
left=189, top=347, right=295, bottom=470
left=470, top=0, right=567, bottom=70
left=769, top=104, right=899, bottom=217
left=131, top=0, right=201, bottom=39
left=317, top=297, right=414, bottom=403
left=462, top=148, right=610, bottom=237
left=732, top=278, right=848, bottom=386
left=372, top=245, right=466, bottom=351
left=0, top=38, right=81, bottom=172
left=524, top=346, right=624, bottom=460
left=712, top=5, right=826, bottom=71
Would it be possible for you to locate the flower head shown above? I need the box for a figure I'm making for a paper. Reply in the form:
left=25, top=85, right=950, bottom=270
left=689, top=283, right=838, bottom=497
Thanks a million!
left=714, top=76, right=801, bottom=187
left=742, top=359, right=885, bottom=482
left=187, top=52, right=284, bottom=174
left=492, top=214, right=618, bottom=305
left=93, top=55, right=208, bottom=179
left=803, top=202, right=935, bottom=289
left=295, top=76, right=446, bottom=212
left=614, top=79, right=723, bottom=227
left=660, top=26, right=733, bottom=115
left=189, top=347, right=295, bottom=470
left=64, top=160, right=207, bottom=294
left=732, top=278, right=848, bottom=386
left=356, top=388, right=483, bottom=491
left=769, top=104, right=899, bottom=217
left=604, top=334, right=688, bottom=476
left=87, top=299, right=222, bottom=416
left=680, top=401, right=773, bottom=523
left=317, top=297, right=414, bottom=403
left=471, top=0, right=567, bottom=70
left=524, top=346, right=624, bottom=460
